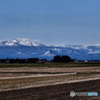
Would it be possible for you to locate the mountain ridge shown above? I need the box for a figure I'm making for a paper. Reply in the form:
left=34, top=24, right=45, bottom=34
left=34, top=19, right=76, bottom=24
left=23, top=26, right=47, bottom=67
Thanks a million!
left=0, top=38, right=41, bottom=47
left=0, top=38, right=100, bottom=60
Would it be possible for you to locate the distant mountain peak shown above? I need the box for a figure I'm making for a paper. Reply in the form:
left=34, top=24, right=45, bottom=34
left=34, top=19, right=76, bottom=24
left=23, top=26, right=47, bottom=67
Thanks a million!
left=0, top=38, right=40, bottom=46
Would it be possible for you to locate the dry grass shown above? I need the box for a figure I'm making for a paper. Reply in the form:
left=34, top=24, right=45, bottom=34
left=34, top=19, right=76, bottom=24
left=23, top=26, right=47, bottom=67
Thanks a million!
left=0, top=73, right=100, bottom=91
left=0, top=63, right=100, bottom=91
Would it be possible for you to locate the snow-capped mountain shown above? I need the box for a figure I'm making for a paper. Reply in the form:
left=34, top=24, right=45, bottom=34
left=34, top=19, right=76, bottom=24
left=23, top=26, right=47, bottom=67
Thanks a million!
left=0, top=38, right=40, bottom=46
left=0, top=38, right=100, bottom=60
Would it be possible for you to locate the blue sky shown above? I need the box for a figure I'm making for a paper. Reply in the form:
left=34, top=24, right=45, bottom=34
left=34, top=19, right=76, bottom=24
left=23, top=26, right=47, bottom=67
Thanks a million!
left=0, top=0, right=100, bottom=45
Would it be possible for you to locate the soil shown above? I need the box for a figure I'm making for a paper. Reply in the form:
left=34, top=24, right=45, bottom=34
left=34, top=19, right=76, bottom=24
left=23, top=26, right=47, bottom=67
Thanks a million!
left=1, top=67, right=100, bottom=73
left=0, top=79, right=100, bottom=100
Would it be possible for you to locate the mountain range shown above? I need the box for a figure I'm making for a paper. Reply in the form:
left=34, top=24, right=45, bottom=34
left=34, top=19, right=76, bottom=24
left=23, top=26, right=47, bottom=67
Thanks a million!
left=0, top=38, right=100, bottom=60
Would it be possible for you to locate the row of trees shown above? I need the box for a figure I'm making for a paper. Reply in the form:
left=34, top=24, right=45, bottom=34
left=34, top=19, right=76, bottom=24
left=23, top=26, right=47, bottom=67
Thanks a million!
left=0, top=58, right=39, bottom=63
left=52, top=55, right=73, bottom=62
left=0, top=55, right=73, bottom=63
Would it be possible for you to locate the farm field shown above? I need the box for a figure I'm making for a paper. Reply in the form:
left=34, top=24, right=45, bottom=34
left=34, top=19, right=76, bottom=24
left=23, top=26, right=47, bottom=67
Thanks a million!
left=0, top=62, right=100, bottom=100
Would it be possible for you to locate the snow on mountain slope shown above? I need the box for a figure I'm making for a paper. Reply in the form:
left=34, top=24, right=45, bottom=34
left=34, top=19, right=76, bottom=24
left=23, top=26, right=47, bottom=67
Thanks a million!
left=0, top=38, right=100, bottom=60
left=0, top=38, right=40, bottom=46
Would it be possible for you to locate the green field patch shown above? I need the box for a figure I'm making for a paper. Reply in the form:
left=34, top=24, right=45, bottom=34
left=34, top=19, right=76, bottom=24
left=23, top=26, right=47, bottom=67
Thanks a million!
left=0, top=62, right=100, bottom=68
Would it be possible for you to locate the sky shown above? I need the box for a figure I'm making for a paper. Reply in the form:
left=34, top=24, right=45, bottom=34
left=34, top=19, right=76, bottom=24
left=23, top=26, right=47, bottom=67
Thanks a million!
left=0, top=0, right=100, bottom=45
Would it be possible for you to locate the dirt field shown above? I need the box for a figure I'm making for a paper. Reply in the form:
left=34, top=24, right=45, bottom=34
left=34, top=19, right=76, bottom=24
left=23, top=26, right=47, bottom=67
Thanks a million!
left=0, top=66, right=100, bottom=91
left=0, top=66, right=100, bottom=73
left=0, top=78, right=100, bottom=100
left=0, top=65, right=100, bottom=100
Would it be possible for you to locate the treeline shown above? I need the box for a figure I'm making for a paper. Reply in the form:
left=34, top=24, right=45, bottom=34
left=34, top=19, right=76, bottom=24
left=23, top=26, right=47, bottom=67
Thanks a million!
left=0, top=55, right=73, bottom=64
left=52, top=55, right=73, bottom=62
left=0, top=58, right=39, bottom=63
